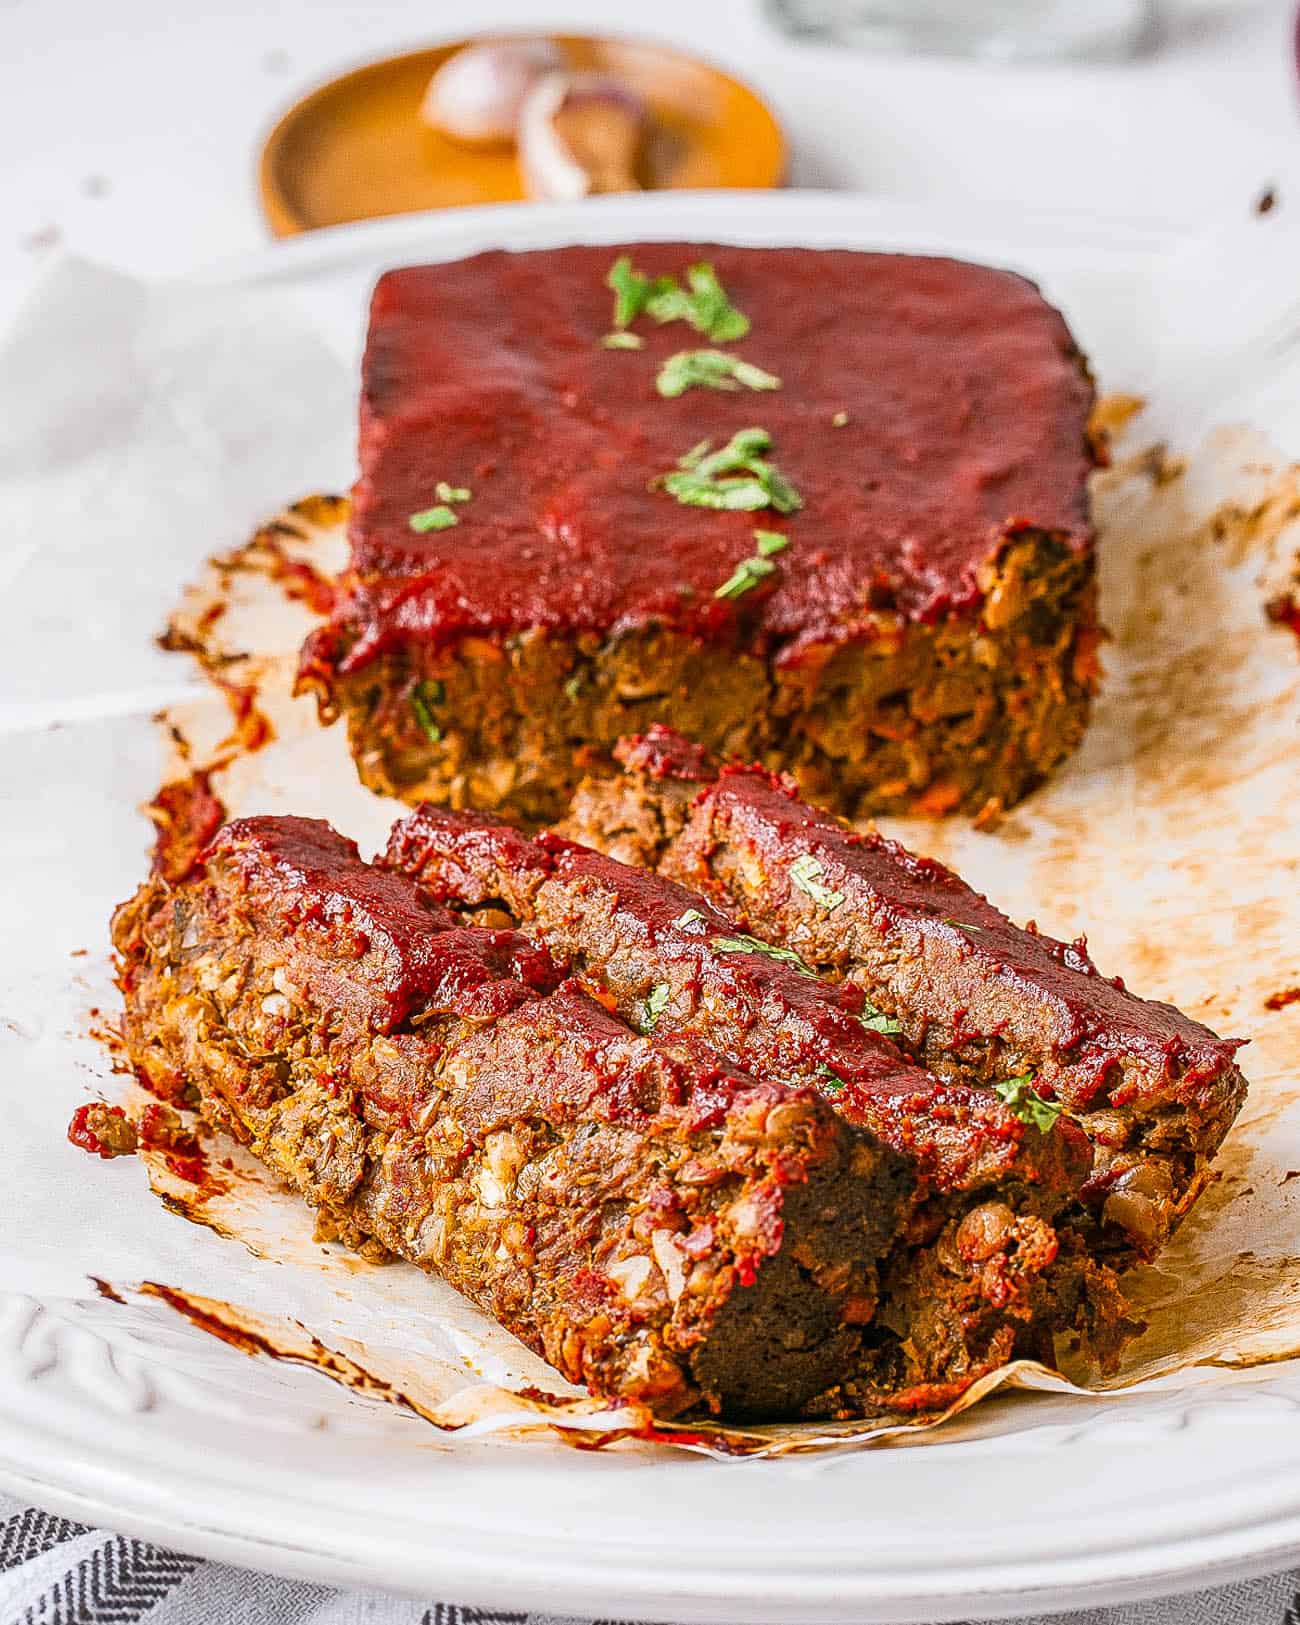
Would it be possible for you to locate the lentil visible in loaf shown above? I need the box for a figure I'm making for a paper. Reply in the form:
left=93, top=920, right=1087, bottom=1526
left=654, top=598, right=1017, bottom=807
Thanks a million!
left=297, top=243, right=1101, bottom=825
left=382, top=804, right=1134, bottom=1405
left=557, top=727, right=1250, bottom=1259
left=111, top=815, right=913, bottom=1421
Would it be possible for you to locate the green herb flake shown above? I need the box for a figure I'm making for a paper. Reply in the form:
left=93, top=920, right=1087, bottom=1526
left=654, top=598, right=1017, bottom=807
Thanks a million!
left=674, top=908, right=705, bottom=929
left=817, top=1063, right=845, bottom=1093
left=563, top=672, right=584, bottom=702
left=680, top=262, right=751, bottom=342
left=760, top=464, right=802, bottom=514
left=712, top=933, right=815, bottom=977
left=715, top=554, right=777, bottom=600
left=944, top=918, right=985, bottom=935
left=859, top=999, right=902, bottom=1037
left=666, top=471, right=771, bottom=512
left=607, top=255, right=674, bottom=328
left=658, top=427, right=802, bottom=517
left=788, top=852, right=845, bottom=912
left=655, top=349, right=781, bottom=399
left=607, top=258, right=750, bottom=342
left=678, top=438, right=714, bottom=470
left=408, top=505, right=459, bottom=533
left=691, top=427, right=770, bottom=476
left=410, top=679, right=445, bottom=742
left=731, top=358, right=780, bottom=391
left=607, top=255, right=642, bottom=326
left=602, top=331, right=645, bottom=350
left=832, top=410, right=849, bottom=428
left=639, top=982, right=671, bottom=1033
left=434, top=482, right=472, bottom=504
left=754, top=529, right=790, bottom=558
left=642, top=282, right=689, bottom=326
left=991, top=1072, right=1064, bottom=1133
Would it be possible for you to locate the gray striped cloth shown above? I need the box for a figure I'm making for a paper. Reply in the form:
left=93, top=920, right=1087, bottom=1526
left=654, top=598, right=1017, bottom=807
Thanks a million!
left=0, top=1495, right=1296, bottom=1625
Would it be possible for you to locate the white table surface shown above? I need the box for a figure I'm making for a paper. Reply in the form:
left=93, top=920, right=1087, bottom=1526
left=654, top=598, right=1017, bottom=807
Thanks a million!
left=1, top=0, right=1295, bottom=317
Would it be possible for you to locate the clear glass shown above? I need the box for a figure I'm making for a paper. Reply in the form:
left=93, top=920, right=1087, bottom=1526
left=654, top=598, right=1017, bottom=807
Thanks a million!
left=762, top=0, right=1156, bottom=63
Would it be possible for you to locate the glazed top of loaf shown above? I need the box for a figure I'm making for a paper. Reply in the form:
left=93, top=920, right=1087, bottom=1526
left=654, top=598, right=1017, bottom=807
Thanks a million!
left=333, top=243, right=1094, bottom=671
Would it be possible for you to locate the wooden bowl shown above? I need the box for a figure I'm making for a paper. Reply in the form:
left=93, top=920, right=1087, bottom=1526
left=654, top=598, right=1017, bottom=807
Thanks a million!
left=259, top=34, right=786, bottom=238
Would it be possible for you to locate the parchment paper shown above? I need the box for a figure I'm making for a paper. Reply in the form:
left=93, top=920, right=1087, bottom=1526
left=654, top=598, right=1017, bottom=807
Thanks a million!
left=2, top=237, right=1298, bottom=1455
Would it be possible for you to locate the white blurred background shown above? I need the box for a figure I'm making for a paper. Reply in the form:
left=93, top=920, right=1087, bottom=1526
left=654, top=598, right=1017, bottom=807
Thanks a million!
left=0, top=0, right=1293, bottom=308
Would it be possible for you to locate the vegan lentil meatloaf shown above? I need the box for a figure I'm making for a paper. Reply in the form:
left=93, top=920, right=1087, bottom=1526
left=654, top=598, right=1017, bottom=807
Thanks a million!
left=559, top=727, right=1250, bottom=1259
left=111, top=814, right=914, bottom=1422
left=297, top=243, right=1101, bottom=826
left=382, top=805, right=1133, bottom=1408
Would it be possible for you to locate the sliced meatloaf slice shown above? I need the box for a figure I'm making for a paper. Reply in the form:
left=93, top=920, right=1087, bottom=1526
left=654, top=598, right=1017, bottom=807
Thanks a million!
left=382, top=805, right=1133, bottom=1407
left=112, top=815, right=912, bottom=1422
left=558, top=727, right=1250, bottom=1259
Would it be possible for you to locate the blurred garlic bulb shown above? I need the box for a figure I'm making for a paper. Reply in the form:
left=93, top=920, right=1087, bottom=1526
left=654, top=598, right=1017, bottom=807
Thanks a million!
left=421, top=39, right=564, bottom=147
left=517, top=72, right=648, bottom=202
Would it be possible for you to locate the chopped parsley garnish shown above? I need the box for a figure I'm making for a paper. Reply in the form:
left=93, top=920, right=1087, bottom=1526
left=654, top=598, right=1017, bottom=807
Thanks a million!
left=669, top=472, right=772, bottom=512
left=408, top=505, right=458, bottom=532
left=817, top=1063, right=845, bottom=1093
left=712, top=933, right=815, bottom=977
left=991, top=1072, right=1064, bottom=1133
left=410, top=678, right=445, bottom=742
left=647, top=263, right=750, bottom=341
left=715, top=554, right=777, bottom=599
left=679, top=438, right=714, bottom=469
left=945, top=918, right=985, bottom=935
left=639, top=982, right=671, bottom=1033
left=859, top=1000, right=902, bottom=1037
left=655, top=349, right=780, bottom=399
left=789, top=852, right=845, bottom=911
left=563, top=672, right=584, bottom=701
left=606, top=258, right=750, bottom=342
left=688, top=428, right=774, bottom=478
left=658, top=427, right=802, bottom=516
left=674, top=908, right=705, bottom=929
left=435, top=482, right=472, bottom=504
left=713, top=521, right=796, bottom=600
left=832, top=410, right=849, bottom=428
left=754, top=529, right=790, bottom=557
left=607, top=255, right=676, bottom=328
left=602, top=331, right=645, bottom=350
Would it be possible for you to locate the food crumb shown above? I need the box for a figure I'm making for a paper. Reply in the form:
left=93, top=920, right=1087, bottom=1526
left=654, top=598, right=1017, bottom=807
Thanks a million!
left=145, top=769, right=226, bottom=884
left=67, top=1103, right=138, bottom=1159
left=971, top=795, right=1004, bottom=833
left=139, top=1103, right=205, bottom=1183
left=1088, top=392, right=1146, bottom=442
left=1255, top=186, right=1278, bottom=216
left=1265, top=592, right=1300, bottom=649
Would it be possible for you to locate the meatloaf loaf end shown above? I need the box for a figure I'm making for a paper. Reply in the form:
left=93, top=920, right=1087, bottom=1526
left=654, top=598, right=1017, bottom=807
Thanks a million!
left=383, top=804, right=1133, bottom=1407
left=558, top=727, right=1250, bottom=1260
left=111, top=814, right=913, bottom=1421
left=297, top=243, right=1100, bottom=826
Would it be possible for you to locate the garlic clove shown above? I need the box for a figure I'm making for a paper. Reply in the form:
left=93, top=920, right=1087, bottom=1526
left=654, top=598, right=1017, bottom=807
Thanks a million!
left=517, top=72, right=648, bottom=202
left=420, top=39, right=564, bottom=148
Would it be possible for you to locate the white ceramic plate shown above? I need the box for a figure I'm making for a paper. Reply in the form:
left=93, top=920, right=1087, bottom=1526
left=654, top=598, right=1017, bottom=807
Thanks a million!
left=4, top=192, right=1300, bottom=1623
